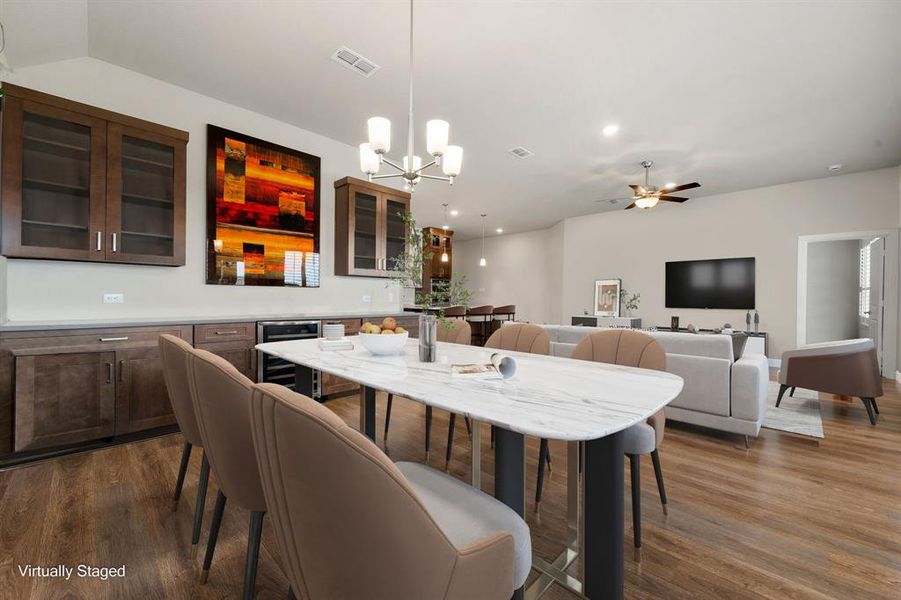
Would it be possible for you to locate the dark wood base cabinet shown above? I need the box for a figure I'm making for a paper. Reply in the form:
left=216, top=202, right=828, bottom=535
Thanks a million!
left=0, top=325, right=191, bottom=458
left=193, top=322, right=256, bottom=381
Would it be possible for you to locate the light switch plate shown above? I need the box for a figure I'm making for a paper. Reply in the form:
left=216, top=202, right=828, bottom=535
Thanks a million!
left=103, top=293, right=125, bottom=304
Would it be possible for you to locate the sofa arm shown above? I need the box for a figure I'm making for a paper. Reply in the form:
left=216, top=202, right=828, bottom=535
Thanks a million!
left=731, top=354, right=769, bottom=423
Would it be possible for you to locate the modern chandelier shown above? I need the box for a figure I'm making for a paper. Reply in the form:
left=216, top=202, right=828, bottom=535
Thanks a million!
left=358, top=0, right=462, bottom=192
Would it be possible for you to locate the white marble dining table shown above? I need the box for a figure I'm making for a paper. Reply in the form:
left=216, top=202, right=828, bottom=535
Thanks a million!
left=256, top=337, right=683, bottom=600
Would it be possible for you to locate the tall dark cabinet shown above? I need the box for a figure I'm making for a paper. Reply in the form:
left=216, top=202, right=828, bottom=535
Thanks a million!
left=1, top=84, right=188, bottom=265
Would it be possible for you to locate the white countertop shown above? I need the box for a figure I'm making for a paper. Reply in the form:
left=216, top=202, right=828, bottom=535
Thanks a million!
left=0, top=310, right=418, bottom=333
left=256, top=337, right=683, bottom=442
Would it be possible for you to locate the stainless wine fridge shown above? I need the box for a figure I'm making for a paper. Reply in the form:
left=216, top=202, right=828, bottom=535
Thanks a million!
left=257, top=320, right=321, bottom=398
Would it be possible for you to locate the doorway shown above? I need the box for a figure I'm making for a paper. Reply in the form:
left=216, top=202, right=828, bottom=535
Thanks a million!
left=797, top=230, right=898, bottom=378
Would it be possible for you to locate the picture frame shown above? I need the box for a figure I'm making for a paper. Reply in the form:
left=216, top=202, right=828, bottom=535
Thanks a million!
left=594, top=278, right=621, bottom=317
left=206, top=125, right=321, bottom=286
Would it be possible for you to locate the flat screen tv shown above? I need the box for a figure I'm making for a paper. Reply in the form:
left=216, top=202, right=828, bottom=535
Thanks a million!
left=665, top=257, right=755, bottom=309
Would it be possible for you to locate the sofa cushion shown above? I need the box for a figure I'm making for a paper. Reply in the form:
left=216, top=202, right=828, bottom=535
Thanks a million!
left=666, top=354, right=732, bottom=416
left=647, top=331, right=734, bottom=361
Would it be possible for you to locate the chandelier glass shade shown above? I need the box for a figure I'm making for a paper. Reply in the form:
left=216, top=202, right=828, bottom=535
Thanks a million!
left=359, top=0, right=462, bottom=191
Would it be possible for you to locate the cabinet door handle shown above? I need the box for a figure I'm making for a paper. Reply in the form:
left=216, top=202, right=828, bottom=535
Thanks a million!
left=111, top=232, right=118, bottom=253
left=99, top=336, right=129, bottom=342
left=105, top=362, right=113, bottom=384
left=215, top=330, right=239, bottom=335
left=95, top=231, right=103, bottom=252
left=119, top=360, right=126, bottom=382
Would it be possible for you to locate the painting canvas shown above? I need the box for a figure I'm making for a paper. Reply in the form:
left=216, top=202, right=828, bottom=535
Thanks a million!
left=206, top=125, right=321, bottom=286
left=594, top=278, right=621, bottom=317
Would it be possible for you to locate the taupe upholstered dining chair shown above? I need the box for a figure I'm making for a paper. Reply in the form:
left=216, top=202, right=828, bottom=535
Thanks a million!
left=158, top=334, right=211, bottom=558
left=249, top=382, right=532, bottom=600
left=383, top=319, right=472, bottom=461
left=186, top=349, right=267, bottom=599
left=564, top=329, right=668, bottom=562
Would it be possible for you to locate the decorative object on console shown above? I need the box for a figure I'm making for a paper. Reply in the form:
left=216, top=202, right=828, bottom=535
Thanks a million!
left=206, top=125, right=320, bottom=286
left=358, top=0, right=462, bottom=192
left=754, top=310, right=760, bottom=334
left=671, top=316, right=680, bottom=330
left=619, top=288, right=641, bottom=316
left=746, top=311, right=752, bottom=332
left=594, top=279, right=621, bottom=317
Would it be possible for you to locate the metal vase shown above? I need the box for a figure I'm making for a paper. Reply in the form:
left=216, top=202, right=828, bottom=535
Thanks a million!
left=419, top=314, right=437, bottom=362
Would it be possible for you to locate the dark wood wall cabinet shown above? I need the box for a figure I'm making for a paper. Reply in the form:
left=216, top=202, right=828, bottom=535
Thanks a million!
left=334, top=177, right=411, bottom=277
left=421, top=226, right=453, bottom=295
left=1, top=84, right=188, bottom=266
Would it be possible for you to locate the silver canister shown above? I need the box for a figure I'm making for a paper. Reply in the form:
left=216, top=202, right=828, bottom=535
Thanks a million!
left=418, top=313, right=437, bottom=362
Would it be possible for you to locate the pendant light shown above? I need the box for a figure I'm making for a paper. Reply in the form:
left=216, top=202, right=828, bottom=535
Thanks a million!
left=439, top=204, right=450, bottom=263
left=479, top=214, right=487, bottom=267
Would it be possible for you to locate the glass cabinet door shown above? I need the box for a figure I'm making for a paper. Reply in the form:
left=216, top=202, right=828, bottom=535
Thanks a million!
left=384, top=195, right=408, bottom=272
left=106, top=124, right=186, bottom=265
left=1, top=97, right=107, bottom=260
left=351, top=188, right=380, bottom=272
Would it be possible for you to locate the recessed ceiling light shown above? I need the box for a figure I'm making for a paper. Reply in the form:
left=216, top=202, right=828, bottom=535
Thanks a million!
left=496, top=228, right=504, bottom=234
left=449, top=209, right=459, bottom=216
left=828, top=164, right=843, bottom=172
left=664, top=182, right=677, bottom=189
left=602, top=124, right=619, bottom=137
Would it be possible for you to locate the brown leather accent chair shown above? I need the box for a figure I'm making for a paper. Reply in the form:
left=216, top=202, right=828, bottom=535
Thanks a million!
left=466, top=305, right=494, bottom=346
left=186, top=349, right=267, bottom=598
left=384, top=319, right=472, bottom=462
left=566, top=330, right=668, bottom=562
left=777, top=338, right=883, bottom=425
left=159, top=334, right=210, bottom=556
left=249, top=382, right=532, bottom=599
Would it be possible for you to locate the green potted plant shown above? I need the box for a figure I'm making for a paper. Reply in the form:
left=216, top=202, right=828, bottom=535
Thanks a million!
left=389, top=212, right=472, bottom=361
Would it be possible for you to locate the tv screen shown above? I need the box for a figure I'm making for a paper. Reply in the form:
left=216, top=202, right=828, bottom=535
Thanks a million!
left=665, top=257, right=755, bottom=309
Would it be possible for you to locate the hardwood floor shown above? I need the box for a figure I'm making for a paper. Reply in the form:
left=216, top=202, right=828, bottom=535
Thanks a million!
left=0, top=378, right=899, bottom=599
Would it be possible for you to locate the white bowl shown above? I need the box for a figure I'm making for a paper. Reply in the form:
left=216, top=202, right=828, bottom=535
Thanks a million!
left=357, top=331, right=409, bottom=355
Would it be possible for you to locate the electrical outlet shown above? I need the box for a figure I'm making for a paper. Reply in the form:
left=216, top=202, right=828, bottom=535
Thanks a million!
left=361, top=295, right=372, bottom=304
left=103, top=293, right=124, bottom=304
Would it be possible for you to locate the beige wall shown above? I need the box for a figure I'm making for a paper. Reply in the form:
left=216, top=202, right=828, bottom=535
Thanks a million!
left=561, top=167, right=900, bottom=359
left=454, top=228, right=557, bottom=323
left=0, top=57, right=404, bottom=323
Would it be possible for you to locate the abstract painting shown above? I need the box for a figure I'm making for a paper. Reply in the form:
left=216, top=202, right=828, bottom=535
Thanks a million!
left=206, top=125, right=320, bottom=286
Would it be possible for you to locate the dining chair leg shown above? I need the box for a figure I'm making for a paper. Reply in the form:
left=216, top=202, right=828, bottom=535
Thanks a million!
left=243, top=511, right=266, bottom=600
left=424, top=405, right=433, bottom=460
left=172, top=441, right=192, bottom=510
left=535, top=438, right=549, bottom=510
left=650, top=449, right=668, bottom=515
left=200, top=490, right=227, bottom=583
left=191, top=452, right=211, bottom=557
left=445, top=413, right=457, bottom=471
left=776, top=384, right=790, bottom=407
left=861, top=397, right=877, bottom=425
left=545, top=444, right=553, bottom=472
left=629, top=454, right=642, bottom=562
left=383, top=394, right=393, bottom=446
left=871, top=398, right=879, bottom=414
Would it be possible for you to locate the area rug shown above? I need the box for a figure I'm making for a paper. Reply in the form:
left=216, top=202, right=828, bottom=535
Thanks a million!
left=762, top=381, right=824, bottom=439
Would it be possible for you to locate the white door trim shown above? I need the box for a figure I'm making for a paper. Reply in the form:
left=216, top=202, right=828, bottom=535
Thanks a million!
left=796, top=229, right=898, bottom=378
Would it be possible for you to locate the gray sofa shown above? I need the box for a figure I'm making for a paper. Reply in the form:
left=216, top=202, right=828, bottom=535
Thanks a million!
left=535, top=324, right=770, bottom=438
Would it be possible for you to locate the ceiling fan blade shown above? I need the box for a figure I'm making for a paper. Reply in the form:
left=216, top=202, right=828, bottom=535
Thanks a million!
left=595, top=197, right=633, bottom=203
left=662, top=182, right=700, bottom=193
left=624, top=202, right=637, bottom=210
left=659, top=196, right=688, bottom=202
left=628, top=184, right=647, bottom=195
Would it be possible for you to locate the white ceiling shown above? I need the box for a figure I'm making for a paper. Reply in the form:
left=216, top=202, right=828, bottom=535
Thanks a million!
left=4, top=1, right=901, bottom=239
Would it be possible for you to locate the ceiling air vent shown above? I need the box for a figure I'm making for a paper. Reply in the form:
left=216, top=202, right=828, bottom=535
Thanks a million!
left=331, top=46, right=381, bottom=78
left=508, top=146, right=534, bottom=159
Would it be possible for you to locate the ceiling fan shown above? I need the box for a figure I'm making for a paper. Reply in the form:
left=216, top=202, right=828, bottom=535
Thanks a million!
left=600, top=160, right=701, bottom=210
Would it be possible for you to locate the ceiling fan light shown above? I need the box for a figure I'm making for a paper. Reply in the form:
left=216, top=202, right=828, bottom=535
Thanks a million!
left=367, top=117, right=391, bottom=153
left=635, top=196, right=658, bottom=209
left=359, top=143, right=380, bottom=175
left=426, top=119, right=449, bottom=156
left=442, top=145, right=463, bottom=176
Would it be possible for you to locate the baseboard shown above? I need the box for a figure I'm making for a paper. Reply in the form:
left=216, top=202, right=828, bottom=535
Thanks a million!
left=768, top=358, right=781, bottom=368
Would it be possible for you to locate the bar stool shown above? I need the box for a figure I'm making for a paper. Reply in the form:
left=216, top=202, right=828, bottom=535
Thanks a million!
left=443, top=305, right=467, bottom=319
left=186, top=349, right=268, bottom=599
left=158, top=334, right=211, bottom=559
left=491, top=305, right=516, bottom=335
left=466, top=305, right=494, bottom=346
